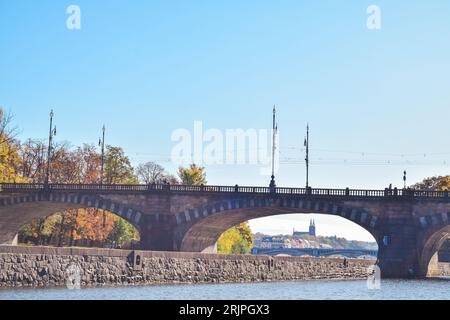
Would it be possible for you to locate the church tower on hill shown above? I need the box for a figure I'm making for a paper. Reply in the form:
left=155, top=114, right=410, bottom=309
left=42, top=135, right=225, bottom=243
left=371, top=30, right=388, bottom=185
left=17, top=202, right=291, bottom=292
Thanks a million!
left=309, top=219, right=316, bottom=237
left=293, top=219, right=316, bottom=237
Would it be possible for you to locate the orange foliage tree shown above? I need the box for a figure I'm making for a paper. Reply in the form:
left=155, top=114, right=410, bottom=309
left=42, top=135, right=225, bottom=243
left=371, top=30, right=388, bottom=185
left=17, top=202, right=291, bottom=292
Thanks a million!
left=71, top=208, right=116, bottom=242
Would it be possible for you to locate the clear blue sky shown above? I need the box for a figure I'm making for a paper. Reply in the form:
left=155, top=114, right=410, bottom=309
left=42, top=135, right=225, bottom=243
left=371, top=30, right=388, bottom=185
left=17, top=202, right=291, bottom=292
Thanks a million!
left=1, top=1, right=450, bottom=241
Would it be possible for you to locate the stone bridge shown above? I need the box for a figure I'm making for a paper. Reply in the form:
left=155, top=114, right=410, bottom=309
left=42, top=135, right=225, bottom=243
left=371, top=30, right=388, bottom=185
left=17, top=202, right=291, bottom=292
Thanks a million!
left=0, top=183, right=449, bottom=278
left=251, top=248, right=378, bottom=259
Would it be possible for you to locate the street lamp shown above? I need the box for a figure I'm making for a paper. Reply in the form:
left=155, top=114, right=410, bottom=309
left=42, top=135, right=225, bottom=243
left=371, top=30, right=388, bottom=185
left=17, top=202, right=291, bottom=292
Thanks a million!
left=269, top=105, right=277, bottom=190
left=304, top=124, right=310, bottom=189
left=97, top=125, right=107, bottom=228
left=44, top=110, right=56, bottom=188
left=403, top=170, right=407, bottom=189
left=98, top=125, right=106, bottom=185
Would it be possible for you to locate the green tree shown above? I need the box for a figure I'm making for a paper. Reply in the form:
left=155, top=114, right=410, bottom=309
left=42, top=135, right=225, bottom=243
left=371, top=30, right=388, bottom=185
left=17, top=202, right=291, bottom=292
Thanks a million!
left=107, top=218, right=140, bottom=248
left=178, top=163, right=207, bottom=185
left=217, top=222, right=254, bottom=254
left=18, top=214, right=62, bottom=245
left=104, top=146, right=137, bottom=184
left=19, top=219, right=42, bottom=242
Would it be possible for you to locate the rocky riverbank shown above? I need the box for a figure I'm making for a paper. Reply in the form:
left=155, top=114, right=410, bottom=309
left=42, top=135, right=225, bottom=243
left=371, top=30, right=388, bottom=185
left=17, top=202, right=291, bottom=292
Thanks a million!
left=0, top=246, right=374, bottom=288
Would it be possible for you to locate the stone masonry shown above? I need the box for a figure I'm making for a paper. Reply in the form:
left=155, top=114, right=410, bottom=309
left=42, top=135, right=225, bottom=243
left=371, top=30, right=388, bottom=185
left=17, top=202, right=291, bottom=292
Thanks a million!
left=0, top=246, right=374, bottom=288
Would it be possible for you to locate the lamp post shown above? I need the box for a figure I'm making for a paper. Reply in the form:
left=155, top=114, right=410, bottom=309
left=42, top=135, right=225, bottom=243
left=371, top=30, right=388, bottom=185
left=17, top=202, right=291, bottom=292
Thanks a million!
left=269, top=105, right=277, bottom=190
left=304, top=124, right=310, bottom=189
left=403, top=170, right=407, bottom=189
left=44, top=110, right=56, bottom=189
left=97, top=125, right=107, bottom=228
left=98, top=125, right=106, bottom=185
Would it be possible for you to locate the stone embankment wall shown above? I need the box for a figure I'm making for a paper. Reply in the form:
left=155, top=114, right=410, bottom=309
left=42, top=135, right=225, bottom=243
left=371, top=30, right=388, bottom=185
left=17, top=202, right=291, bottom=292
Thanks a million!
left=0, top=246, right=374, bottom=288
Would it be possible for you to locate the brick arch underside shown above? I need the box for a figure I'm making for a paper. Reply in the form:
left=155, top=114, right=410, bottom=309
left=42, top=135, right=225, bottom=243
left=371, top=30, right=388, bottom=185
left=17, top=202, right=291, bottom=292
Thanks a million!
left=0, top=193, right=143, bottom=245
left=419, top=224, right=450, bottom=276
left=178, top=198, right=380, bottom=252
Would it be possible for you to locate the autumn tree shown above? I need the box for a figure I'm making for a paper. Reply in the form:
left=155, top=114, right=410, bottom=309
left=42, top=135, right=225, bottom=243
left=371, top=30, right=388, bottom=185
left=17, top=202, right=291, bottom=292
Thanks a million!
left=217, top=222, right=254, bottom=254
left=411, top=175, right=450, bottom=190
left=0, top=108, right=25, bottom=183
left=48, top=142, right=79, bottom=183
left=178, top=163, right=207, bottom=185
left=18, top=142, right=101, bottom=184
left=72, top=144, right=101, bottom=183
left=0, top=139, right=24, bottom=182
left=18, top=143, right=140, bottom=248
left=20, top=141, right=82, bottom=184
left=8, top=108, right=183, bottom=249
left=17, top=139, right=47, bottom=183
left=70, top=209, right=116, bottom=243
left=18, top=209, right=139, bottom=248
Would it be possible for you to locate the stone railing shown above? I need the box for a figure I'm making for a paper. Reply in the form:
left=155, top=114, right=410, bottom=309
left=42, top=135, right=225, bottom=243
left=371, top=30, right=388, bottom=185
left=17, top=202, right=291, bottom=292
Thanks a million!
left=0, top=183, right=449, bottom=200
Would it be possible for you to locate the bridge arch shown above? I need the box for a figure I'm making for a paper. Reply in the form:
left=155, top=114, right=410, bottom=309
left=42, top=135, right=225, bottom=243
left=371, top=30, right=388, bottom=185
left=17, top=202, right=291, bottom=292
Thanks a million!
left=419, top=224, right=450, bottom=277
left=176, top=196, right=380, bottom=253
left=0, top=193, right=143, bottom=245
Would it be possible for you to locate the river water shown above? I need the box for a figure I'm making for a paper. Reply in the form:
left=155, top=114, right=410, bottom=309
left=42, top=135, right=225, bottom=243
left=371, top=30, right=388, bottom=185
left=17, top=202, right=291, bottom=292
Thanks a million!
left=0, top=278, right=449, bottom=300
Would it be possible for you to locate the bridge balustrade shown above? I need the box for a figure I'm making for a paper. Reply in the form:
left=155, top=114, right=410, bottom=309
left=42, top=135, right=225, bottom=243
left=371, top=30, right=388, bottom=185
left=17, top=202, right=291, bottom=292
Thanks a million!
left=1, top=183, right=450, bottom=200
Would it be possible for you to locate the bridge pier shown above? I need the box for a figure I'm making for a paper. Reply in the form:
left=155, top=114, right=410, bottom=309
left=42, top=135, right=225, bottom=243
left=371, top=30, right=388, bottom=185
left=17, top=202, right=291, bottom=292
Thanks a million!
left=139, top=218, right=181, bottom=251
left=376, top=219, right=421, bottom=278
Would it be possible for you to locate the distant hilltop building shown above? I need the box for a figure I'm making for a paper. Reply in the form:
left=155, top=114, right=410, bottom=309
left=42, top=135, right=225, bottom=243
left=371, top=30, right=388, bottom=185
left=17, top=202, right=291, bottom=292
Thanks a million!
left=293, top=219, right=316, bottom=237
left=252, top=236, right=287, bottom=249
left=252, top=220, right=317, bottom=250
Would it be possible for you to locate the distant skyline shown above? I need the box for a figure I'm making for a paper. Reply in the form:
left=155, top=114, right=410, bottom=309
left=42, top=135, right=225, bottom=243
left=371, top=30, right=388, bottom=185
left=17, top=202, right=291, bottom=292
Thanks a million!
left=250, top=214, right=375, bottom=242
left=2, top=1, right=450, bottom=241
